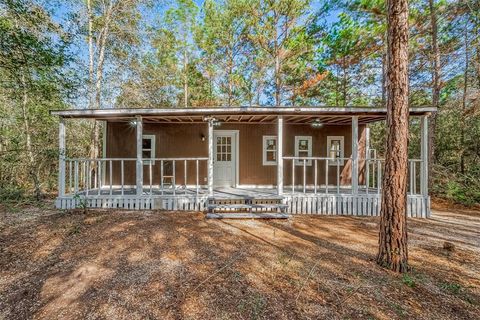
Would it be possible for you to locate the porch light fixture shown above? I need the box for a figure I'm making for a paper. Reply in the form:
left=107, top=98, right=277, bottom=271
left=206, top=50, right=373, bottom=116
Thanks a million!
left=311, top=118, right=323, bottom=128
left=203, top=116, right=221, bottom=127
left=129, top=119, right=138, bottom=127
left=201, top=134, right=206, bottom=141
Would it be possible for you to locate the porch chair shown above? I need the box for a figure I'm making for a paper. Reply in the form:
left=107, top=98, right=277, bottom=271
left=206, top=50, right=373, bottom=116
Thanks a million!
left=161, top=160, right=176, bottom=190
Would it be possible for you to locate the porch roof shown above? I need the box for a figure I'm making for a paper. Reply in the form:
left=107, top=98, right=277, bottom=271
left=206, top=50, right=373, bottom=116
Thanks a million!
left=50, top=106, right=435, bottom=125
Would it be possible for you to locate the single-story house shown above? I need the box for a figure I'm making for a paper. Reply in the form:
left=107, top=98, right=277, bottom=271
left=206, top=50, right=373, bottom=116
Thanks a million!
left=51, top=106, right=434, bottom=218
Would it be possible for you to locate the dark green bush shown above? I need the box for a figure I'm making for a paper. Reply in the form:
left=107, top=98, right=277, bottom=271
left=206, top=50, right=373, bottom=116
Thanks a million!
left=432, top=165, right=480, bottom=206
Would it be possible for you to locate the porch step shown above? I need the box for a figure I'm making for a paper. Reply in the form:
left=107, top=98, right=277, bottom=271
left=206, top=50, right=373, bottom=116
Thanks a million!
left=206, top=212, right=290, bottom=219
left=207, top=203, right=288, bottom=211
left=207, top=195, right=288, bottom=218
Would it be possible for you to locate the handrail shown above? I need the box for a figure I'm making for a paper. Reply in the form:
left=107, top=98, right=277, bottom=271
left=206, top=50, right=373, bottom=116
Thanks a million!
left=283, top=156, right=351, bottom=161
left=283, top=156, right=423, bottom=196
left=66, top=157, right=208, bottom=161
left=63, top=157, right=208, bottom=197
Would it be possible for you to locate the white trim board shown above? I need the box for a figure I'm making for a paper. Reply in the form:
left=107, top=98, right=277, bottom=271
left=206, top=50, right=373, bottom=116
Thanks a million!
left=213, top=130, right=239, bottom=187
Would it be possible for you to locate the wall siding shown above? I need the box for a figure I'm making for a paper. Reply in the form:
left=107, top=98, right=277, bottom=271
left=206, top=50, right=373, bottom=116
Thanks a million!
left=106, top=122, right=367, bottom=186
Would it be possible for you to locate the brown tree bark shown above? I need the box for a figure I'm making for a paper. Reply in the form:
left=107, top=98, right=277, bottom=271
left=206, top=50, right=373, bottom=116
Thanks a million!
left=381, top=50, right=387, bottom=107
left=428, top=0, right=440, bottom=185
left=377, top=0, right=410, bottom=273
left=460, top=22, right=469, bottom=174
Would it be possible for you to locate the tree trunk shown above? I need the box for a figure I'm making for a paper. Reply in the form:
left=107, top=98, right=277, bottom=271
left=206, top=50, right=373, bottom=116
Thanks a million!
left=274, top=51, right=281, bottom=106
left=87, top=0, right=94, bottom=109
left=428, top=0, right=440, bottom=185
left=377, top=0, right=410, bottom=273
left=460, top=22, right=469, bottom=174
left=227, top=50, right=233, bottom=107
left=94, top=1, right=113, bottom=110
left=342, top=57, right=347, bottom=107
left=381, top=51, right=387, bottom=107
left=20, top=71, right=41, bottom=199
left=184, top=45, right=188, bottom=108
left=335, top=64, right=339, bottom=107
left=90, top=0, right=113, bottom=183
left=274, top=11, right=281, bottom=107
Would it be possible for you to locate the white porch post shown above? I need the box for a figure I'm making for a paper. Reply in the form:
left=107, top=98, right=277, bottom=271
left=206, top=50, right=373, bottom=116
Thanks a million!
left=352, top=116, right=359, bottom=194
left=277, top=116, right=284, bottom=196
left=58, top=117, right=66, bottom=197
left=101, top=121, right=107, bottom=188
left=207, top=119, right=214, bottom=196
left=136, top=115, right=143, bottom=195
left=365, top=125, right=370, bottom=159
left=420, top=115, right=428, bottom=196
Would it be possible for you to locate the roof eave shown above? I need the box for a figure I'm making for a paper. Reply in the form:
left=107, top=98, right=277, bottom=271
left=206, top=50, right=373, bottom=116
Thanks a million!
left=50, top=106, right=436, bottom=119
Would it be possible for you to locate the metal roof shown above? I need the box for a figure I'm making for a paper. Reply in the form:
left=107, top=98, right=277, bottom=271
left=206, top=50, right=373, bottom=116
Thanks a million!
left=50, top=106, right=435, bottom=125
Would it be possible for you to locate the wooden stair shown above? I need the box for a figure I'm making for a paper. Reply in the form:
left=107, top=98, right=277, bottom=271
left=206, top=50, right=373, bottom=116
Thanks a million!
left=206, top=196, right=289, bottom=219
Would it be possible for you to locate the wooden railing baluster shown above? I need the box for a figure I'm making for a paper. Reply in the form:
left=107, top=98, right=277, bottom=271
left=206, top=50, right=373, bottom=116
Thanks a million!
left=173, top=160, right=176, bottom=196
left=303, top=159, right=306, bottom=193
left=121, top=159, right=124, bottom=196
left=196, top=159, right=199, bottom=196
left=184, top=159, right=187, bottom=195
left=291, top=159, right=295, bottom=194
left=109, top=160, right=113, bottom=195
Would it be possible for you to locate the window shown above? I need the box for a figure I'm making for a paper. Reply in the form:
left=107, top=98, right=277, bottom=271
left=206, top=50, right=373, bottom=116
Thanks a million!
left=294, top=136, right=312, bottom=165
left=216, top=136, right=232, bottom=162
left=142, top=135, right=155, bottom=165
left=327, top=136, right=344, bottom=166
left=262, top=136, right=277, bottom=165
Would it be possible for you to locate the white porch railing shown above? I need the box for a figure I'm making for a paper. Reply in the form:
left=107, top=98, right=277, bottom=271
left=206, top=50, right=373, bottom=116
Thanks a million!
left=283, top=157, right=352, bottom=194
left=63, top=157, right=208, bottom=197
left=284, top=156, right=424, bottom=196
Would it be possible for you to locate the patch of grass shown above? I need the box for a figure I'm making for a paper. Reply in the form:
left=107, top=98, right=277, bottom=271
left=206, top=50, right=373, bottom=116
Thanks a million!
left=440, top=282, right=462, bottom=295
left=402, top=273, right=416, bottom=288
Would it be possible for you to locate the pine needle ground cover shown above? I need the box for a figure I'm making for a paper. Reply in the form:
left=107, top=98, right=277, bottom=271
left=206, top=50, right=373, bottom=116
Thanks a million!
left=0, top=202, right=479, bottom=319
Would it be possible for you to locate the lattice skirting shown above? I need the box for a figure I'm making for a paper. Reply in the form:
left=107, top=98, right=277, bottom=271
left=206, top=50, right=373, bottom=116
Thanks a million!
left=55, top=196, right=209, bottom=211
left=55, top=194, right=430, bottom=218
left=284, top=194, right=430, bottom=218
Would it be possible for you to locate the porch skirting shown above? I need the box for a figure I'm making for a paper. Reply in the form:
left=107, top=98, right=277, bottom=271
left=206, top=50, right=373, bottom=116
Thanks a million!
left=55, top=194, right=430, bottom=218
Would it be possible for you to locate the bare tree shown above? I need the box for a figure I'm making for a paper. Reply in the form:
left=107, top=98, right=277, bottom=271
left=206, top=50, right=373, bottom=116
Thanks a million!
left=377, top=0, right=410, bottom=273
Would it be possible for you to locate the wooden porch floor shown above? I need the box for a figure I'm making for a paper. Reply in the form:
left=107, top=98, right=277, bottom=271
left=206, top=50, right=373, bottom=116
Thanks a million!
left=74, top=186, right=381, bottom=197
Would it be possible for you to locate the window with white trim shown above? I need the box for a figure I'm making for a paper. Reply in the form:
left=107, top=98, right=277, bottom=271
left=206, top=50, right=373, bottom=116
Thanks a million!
left=294, top=136, right=312, bottom=165
left=262, top=136, right=277, bottom=165
left=327, top=136, right=344, bottom=166
left=142, top=134, right=156, bottom=165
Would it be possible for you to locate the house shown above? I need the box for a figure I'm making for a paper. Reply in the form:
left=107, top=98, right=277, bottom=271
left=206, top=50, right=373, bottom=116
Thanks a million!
left=51, top=106, right=434, bottom=218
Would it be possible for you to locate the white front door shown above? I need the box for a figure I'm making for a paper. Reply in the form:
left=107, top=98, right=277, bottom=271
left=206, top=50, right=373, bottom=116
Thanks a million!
left=213, top=131, right=237, bottom=187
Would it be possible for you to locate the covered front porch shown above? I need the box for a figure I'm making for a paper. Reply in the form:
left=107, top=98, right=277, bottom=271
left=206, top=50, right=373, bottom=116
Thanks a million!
left=53, top=107, right=433, bottom=218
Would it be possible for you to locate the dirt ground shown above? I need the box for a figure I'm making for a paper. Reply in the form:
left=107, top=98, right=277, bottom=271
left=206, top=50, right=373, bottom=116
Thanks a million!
left=0, top=201, right=479, bottom=320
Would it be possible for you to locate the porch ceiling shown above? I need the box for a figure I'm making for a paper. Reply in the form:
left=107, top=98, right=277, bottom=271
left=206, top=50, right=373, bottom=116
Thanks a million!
left=51, top=106, right=435, bottom=125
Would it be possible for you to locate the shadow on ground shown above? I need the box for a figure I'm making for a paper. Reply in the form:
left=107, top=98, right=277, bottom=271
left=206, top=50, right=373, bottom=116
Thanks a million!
left=0, top=204, right=479, bottom=319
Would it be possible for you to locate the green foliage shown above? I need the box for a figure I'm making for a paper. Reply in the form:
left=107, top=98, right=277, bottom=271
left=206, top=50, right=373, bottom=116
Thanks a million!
left=0, top=186, right=25, bottom=202
left=432, top=166, right=480, bottom=205
left=0, top=0, right=76, bottom=198
left=402, top=273, right=416, bottom=288
left=0, top=0, right=480, bottom=206
left=440, top=282, right=462, bottom=295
